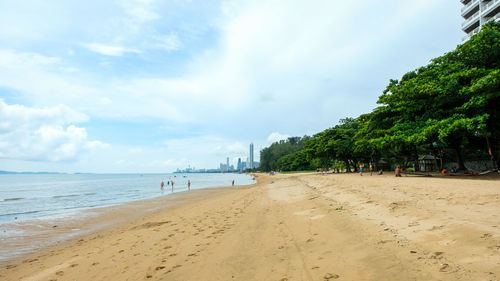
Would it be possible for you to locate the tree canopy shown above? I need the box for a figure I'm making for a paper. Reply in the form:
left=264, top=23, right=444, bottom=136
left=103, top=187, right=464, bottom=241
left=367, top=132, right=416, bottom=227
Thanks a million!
left=259, top=22, right=500, bottom=172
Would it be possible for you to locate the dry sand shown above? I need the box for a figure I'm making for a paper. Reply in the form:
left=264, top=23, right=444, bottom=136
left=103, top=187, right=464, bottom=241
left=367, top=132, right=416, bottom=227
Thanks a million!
left=0, top=173, right=499, bottom=281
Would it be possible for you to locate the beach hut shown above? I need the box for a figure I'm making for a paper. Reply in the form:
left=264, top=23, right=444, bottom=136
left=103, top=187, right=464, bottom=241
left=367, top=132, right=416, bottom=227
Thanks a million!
left=376, top=159, right=391, bottom=171
left=419, top=154, right=440, bottom=172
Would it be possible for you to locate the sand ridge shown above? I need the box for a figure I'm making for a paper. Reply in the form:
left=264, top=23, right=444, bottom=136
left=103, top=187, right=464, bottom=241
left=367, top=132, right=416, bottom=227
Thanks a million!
left=0, top=173, right=499, bottom=280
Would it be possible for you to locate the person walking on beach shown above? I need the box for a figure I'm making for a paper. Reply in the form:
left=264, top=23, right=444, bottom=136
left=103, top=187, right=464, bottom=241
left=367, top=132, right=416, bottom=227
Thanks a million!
left=161, top=180, right=164, bottom=191
left=187, top=180, right=191, bottom=190
left=171, top=180, right=175, bottom=192
left=369, top=162, right=373, bottom=176
left=360, top=163, right=364, bottom=176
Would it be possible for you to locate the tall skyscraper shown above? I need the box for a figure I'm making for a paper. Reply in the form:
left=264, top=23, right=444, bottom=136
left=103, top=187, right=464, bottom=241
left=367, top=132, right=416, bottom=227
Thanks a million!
left=461, top=0, right=500, bottom=41
left=249, top=143, right=254, bottom=169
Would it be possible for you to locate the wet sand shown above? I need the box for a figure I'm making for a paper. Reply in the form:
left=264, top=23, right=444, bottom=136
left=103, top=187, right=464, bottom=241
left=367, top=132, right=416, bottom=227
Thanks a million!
left=1, top=173, right=499, bottom=280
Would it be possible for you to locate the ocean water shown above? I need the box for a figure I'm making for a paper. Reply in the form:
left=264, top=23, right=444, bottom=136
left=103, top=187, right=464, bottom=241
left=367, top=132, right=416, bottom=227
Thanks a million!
left=0, top=173, right=254, bottom=261
left=0, top=173, right=255, bottom=225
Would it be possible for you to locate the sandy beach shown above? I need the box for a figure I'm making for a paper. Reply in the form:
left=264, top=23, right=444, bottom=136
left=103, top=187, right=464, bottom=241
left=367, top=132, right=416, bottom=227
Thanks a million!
left=1, top=173, right=499, bottom=281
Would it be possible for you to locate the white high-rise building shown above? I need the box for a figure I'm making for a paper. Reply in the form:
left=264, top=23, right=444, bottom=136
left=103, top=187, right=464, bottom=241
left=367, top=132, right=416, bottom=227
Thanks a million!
left=249, top=143, right=254, bottom=169
left=461, top=0, right=500, bottom=41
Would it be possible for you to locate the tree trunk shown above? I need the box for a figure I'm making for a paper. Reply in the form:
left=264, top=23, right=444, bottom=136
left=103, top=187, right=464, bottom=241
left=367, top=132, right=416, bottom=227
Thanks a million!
left=454, top=145, right=467, bottom=170
left=344, top=159, right=351, bottom=172
left=413, top=146, right=420, bottom=172
left=351, top=160, right=358, bottom=172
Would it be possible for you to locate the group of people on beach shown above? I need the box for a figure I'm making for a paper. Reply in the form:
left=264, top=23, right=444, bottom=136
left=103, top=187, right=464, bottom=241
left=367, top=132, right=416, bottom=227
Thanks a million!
left=359, top=162, right=386, bottom=176
left=359, top=162, right=400, bottom=177
left=160, top=176, right=182, bottom=192
left=161, top=178, right=236, bottom=192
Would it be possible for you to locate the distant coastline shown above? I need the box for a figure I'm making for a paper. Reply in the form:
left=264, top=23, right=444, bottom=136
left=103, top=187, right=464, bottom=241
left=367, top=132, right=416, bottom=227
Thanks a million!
left=0, top=170, right=65, bottom=175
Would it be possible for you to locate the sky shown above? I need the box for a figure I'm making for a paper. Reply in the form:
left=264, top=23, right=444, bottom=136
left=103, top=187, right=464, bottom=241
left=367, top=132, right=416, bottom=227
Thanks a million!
left=0, top=0, right=464, bottom=173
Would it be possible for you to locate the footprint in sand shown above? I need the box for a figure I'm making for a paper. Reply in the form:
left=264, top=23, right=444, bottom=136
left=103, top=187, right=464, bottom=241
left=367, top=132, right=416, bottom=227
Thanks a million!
left=429, top=225, right=445, bottom=231
left=487, top=245, right=500, bottom=250
left=408, top=221, right=419, bottom=227
left=324, top=273, right=340, bottom=279
left=56, top=270, right=64, bottom=276
left=439, top=263, right=449, bottom=272
left=481, top=233, right=492, bottom=239
left=377, top=240, right=393, bottom=244
left=155, top=266, right=165, bottom=271
left=430, top=252, right=444, bottom=259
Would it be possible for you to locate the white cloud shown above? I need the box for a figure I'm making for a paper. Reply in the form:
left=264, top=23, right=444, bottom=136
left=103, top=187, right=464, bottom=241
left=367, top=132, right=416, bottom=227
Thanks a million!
left=0, top=49, right=100, bottom=107
left=267, top=132, right=290, bottom=144
left=154, top=33, right=182, bottom=51
left=0, top=0, right=463, bottom=172
left=81, top=43, right=141, bottom=56
left=121, top=0, right=159, bottom=22
left=117, top=0, right=160, bottom=35
left=215, top=141, right=247, bottom=155
left=0, top=1, right=459, bottom=130
left=0, top=100, right=105, bottom=162
left=0, top=49, right=61, bottom=68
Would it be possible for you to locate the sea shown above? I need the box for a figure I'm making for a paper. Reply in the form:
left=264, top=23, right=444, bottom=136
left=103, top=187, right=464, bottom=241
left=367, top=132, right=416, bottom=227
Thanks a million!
left=0, top=173, right=255, bottom=261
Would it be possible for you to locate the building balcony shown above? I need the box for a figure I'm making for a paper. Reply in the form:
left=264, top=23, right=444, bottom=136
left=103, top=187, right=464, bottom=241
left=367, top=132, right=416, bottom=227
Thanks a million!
left=481, top=0, right=499, bottom=11
left=462, top=11, right=481, bottom=29
left=481, top=0, right=500, bottom=15
left=462, top=26, right=481, bottom=41
left=462, top=0, right=479, bottom=15
left=484, top=12, right=500, bottom=23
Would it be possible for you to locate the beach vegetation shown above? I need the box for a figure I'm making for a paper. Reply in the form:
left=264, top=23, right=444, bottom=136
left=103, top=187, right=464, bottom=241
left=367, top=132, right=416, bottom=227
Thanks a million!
left=259, top=22, right=500, bottom=172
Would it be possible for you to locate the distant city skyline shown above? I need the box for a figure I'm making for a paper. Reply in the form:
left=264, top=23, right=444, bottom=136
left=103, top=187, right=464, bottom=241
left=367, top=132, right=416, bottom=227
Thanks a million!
left=176, top=142, right=259, bottom=173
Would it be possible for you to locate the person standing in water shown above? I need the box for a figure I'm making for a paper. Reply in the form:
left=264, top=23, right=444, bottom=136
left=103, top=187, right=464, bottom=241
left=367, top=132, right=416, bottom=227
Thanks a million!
left=232, top=180, right=235, bottom=186
left=187, top=180, right=191, bottom=190
left=161, top=180, right=164, bottom=191
left=171, top=180, right=175, bottom=192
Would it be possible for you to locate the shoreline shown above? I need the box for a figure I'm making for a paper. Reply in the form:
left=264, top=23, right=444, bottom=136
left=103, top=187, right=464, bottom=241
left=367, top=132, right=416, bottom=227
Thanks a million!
left=1, top=173, right=499, bottom=281
left=0, top=182, right=253, bottom=265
